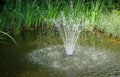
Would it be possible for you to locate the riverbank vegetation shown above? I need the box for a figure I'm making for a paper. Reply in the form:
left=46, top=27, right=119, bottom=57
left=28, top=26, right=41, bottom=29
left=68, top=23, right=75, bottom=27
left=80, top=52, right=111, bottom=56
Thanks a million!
left=0, top=31, right=17, bottom=44
left=0, top=0, right=120, bottom=37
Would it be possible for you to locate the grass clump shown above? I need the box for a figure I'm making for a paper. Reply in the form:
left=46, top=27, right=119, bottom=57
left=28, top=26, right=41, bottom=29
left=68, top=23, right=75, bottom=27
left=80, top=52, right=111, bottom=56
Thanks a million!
left=0, top=0, right=120, bottom=37
left=98, top=10, right=120, bottom=37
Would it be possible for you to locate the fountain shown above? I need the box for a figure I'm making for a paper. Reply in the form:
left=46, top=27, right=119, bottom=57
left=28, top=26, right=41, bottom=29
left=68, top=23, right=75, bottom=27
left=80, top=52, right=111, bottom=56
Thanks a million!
left=53, top=7, right=82, bottom=55
left=27, top=8, right=117, bottom=75
left=26, top=1, right=119, bottom=76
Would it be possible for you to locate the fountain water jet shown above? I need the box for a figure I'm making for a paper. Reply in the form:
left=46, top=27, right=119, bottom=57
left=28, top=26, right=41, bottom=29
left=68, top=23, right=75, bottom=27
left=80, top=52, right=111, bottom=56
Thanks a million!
left=53, top=11, right=82, bottom=55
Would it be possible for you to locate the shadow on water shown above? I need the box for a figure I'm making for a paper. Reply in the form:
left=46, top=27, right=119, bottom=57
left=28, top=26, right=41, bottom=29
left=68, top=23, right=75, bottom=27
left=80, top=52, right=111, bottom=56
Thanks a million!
left=0, top=30, right=39, bottom=77
left=0, top=30, right=120, bottom=77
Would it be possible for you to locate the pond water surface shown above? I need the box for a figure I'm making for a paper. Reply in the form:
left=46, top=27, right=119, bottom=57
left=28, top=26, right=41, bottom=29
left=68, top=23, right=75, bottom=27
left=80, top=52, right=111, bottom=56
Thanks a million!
left=0, top=30, right=120, bottom=77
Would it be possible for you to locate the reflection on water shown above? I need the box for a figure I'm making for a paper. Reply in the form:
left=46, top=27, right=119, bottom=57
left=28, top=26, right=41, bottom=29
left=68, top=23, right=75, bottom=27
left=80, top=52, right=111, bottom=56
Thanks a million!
left=0, top=31, right=120, bottom=77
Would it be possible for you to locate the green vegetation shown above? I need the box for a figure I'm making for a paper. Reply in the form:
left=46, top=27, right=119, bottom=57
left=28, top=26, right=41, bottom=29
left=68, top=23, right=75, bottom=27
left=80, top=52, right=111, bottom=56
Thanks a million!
left=0, top=31, right=17, bottom=44
left=98, top=10, right=120, bottom=37
left=0, top=0, right=120, bottom=37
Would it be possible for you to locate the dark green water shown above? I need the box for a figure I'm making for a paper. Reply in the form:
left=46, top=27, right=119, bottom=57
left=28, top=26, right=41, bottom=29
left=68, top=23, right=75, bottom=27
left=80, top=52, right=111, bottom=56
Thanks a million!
left=0, top=30, right=120, bottom=77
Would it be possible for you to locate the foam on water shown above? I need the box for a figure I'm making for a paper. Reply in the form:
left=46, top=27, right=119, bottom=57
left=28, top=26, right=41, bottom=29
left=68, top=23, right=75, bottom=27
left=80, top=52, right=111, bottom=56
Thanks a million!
left=28, top=45, right=115, bottom=71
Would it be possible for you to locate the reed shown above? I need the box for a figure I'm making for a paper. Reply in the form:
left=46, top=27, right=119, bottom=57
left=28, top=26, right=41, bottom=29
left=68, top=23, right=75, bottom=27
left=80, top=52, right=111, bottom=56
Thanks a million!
left=0, top=0, right=119, bottom=37
left=0, top=31, right=17, bottom=44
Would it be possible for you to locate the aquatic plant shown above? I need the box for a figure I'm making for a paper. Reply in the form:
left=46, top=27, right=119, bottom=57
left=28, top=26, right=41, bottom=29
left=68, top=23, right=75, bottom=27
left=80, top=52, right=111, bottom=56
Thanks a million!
left=0, top=0, right=120, bottom=37
left=0, top=31, right=17, bottom=44
left=85, top=0, right=104, bottom=30
left=0, top=0, right=23, bottom=34
left=24, top=0, right=37, bottom=29
left=98, top=10, right=120, bottom=37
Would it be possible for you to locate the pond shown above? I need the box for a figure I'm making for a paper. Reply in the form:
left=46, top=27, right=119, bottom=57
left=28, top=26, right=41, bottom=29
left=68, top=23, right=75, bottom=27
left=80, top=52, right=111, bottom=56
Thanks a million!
left=0, top=30, right=120, bottom=77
